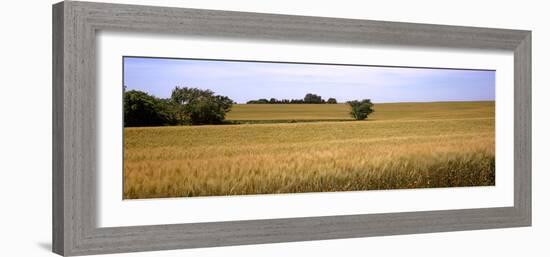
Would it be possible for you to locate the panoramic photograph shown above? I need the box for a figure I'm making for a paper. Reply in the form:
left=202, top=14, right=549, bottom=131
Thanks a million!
left=123, top=56, right=496, bottom=199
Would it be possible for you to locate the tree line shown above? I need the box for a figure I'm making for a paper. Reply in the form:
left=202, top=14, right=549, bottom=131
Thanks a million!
left=124, top=86, right=234, bottom=127
left=124, top=87, right=374, bottom=126
left=247, top=93, right=337, bottom=104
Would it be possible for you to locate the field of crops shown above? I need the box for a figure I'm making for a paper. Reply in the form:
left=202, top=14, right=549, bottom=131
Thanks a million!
left=227, top=101, right=495, bottom=122
left=124, top=101, right=495, bottom=199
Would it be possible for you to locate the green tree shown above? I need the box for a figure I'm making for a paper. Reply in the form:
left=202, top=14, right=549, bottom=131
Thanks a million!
left=170, top=87, right=234, bottom=125
left=304, top=93, right=323, bottom=104
left=124, top=90, right=172, bottom=126
left=348, top=99, right=374, bottom=120
left=327, top=98, right=338, bottom=104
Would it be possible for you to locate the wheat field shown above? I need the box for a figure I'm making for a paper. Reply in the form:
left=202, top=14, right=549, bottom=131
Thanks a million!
left=124, top=101, right=495, bottom=199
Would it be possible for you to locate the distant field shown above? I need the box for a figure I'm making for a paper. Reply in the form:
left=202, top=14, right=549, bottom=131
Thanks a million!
left=124, top=101, right=495, bottom=199
left=226, top=101, right=495, bottom=122
left=226, top=104, right=352, bottom=121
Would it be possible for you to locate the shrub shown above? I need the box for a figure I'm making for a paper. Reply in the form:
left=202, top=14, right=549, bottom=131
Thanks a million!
left=348, top=99, right=374, bottom=120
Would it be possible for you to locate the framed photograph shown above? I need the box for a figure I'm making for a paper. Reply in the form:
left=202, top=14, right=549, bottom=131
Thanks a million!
left=52, top=1, right=531, bottom=256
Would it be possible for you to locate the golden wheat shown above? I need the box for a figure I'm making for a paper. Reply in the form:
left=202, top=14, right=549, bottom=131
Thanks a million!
left=226, top=101, right=494, bottom=121
left=124, top=101, right=495, bottom=199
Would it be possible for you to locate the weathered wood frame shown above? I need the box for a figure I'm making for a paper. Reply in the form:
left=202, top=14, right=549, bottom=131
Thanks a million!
left=52, top=1, right=531, bottom=256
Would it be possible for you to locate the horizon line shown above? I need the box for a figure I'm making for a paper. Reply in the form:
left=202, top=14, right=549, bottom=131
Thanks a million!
left=124, top=88, right=494, bottom=105
left=235, top=99, right=496, bottom=104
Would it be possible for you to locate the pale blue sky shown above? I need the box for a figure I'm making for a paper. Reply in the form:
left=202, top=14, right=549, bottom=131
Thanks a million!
left=123, top=57, right=495, bottom=104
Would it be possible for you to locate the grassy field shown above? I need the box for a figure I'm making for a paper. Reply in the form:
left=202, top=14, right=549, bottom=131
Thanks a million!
left=226, top=101, right=495, bottom=122
left=124, top=101, right=495, bottom=199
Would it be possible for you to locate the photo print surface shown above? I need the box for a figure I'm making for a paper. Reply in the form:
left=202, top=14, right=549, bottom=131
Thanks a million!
left=123, top=56, right=495, bottom=199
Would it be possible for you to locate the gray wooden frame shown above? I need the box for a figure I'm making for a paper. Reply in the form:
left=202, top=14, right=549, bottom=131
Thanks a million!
left=52, top=1, right=531, bottom=256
